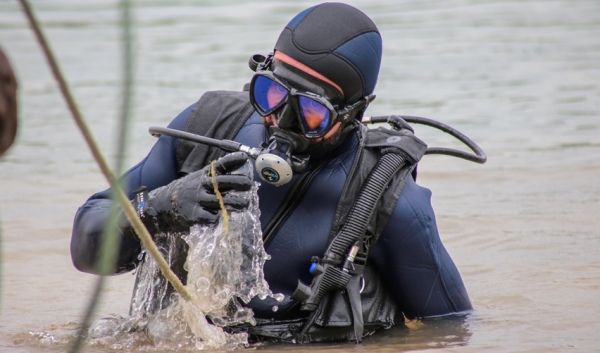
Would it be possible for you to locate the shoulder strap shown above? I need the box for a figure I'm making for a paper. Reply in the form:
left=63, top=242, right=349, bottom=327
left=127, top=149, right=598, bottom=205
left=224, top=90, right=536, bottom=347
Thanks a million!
left=175, top=90, right=255, bottom=174
left=329, top=125, right=427, bottom=244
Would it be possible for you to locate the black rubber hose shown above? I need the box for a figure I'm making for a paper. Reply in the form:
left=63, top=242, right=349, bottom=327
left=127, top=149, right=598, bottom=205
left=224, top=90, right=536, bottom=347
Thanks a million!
left=366, top=115, right=487, bottom=164
left=327, top=152, right=407, bottom=261
left=149, top=126, right=242, bottom=153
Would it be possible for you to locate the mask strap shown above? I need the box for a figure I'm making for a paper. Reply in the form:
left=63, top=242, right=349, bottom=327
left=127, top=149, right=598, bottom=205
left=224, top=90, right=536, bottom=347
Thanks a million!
left=338, top=94, right=376, bottom=125
left=248, top=52, right=273, bottom=72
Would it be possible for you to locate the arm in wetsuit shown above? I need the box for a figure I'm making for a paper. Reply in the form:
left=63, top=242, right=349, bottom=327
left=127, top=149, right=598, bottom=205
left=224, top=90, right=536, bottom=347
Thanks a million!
left=370, top=177, right=472, bottom=318
left=69, top=106, right=193, bottom=274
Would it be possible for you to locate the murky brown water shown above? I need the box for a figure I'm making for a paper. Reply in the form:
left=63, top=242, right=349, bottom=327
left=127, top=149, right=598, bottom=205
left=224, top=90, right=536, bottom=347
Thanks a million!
left=1, top=0, right=599, bottom=352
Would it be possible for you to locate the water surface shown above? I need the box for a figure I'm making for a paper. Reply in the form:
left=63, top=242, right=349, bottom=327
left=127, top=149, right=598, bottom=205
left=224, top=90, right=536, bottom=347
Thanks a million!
left=1, top=0, right=599, bottom=352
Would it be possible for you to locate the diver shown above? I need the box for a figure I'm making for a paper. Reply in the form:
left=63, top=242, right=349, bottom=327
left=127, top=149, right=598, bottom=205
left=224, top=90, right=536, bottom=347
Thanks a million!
left=70, top=2, right=473, bottom=343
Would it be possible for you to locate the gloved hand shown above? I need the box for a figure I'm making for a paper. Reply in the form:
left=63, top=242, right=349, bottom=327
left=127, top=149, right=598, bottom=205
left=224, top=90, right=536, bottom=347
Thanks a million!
left=138, top=152, right=253, bottom=233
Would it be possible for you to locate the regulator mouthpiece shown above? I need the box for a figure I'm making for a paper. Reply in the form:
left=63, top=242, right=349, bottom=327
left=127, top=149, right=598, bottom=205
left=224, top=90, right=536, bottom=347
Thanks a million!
left=255, top=139, right=294, bottom=187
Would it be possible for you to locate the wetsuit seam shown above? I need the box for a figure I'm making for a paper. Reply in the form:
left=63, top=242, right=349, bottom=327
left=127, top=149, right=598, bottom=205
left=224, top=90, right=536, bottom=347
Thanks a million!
left=400, top=190, right=455, bottom=315
left=421, top=269, right=441, bottom=316
left=332, top=52, right=364, bottom=100
left=339, top=159, right=350, bottom=176
left=403, top=195, right=436, bottom=314
left=396, top=192, right=429, bottom=247
left=290, top=27, right=374, bottom=55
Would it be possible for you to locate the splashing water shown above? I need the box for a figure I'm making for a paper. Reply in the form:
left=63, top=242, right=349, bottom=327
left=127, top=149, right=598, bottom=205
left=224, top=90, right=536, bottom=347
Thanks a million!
left=87, top=181, right=283, bottom=351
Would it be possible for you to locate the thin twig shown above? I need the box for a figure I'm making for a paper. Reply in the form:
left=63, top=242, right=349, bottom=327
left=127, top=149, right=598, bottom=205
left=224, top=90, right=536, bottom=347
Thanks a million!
left=210, top=160, right=230, bottom=235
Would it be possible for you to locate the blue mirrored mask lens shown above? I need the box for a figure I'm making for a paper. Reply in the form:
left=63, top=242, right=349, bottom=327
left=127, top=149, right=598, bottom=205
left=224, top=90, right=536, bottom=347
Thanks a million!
left=298, top=96, right=331, bottom=136
left=252, top=75, right=288, bottom=114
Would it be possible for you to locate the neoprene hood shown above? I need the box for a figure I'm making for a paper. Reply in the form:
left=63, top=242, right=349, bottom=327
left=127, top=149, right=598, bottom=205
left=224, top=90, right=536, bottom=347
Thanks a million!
left=273, top=3, right=382, bottom=104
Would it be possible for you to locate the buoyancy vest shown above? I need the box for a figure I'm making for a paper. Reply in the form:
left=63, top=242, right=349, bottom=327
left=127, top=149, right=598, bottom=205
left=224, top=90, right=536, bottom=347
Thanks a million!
left=169, top=90, right=427, bottom=343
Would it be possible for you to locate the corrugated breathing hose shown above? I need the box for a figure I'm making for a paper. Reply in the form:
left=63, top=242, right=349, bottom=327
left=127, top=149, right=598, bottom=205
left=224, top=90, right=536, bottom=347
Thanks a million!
left=326, top=152, right=407, bottom=262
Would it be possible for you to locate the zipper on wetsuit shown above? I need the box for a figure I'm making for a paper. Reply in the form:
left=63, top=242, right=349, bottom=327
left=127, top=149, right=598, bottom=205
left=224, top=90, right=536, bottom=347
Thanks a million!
left=262, top=162, right=327, bottom=248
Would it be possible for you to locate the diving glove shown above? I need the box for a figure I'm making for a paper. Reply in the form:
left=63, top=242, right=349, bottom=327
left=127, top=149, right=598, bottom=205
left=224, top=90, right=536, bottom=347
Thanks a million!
left=135, top=152, right=253, bottom=233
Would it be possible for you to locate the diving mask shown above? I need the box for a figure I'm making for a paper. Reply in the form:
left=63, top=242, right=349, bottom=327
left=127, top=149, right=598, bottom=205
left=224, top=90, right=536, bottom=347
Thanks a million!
left=249, top=70, right=370, bottom=139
